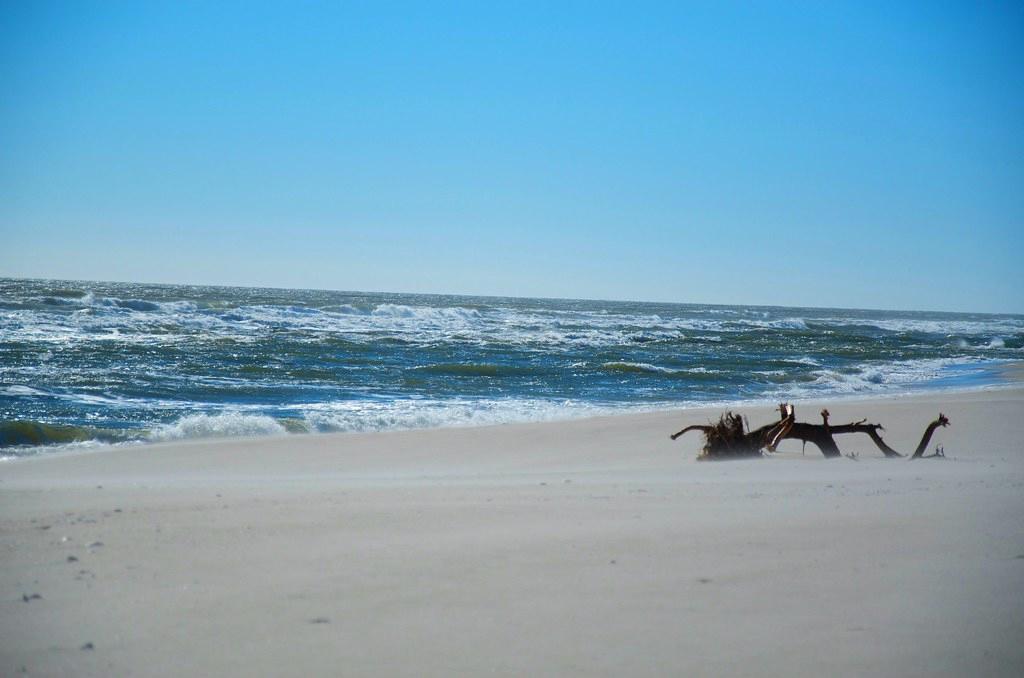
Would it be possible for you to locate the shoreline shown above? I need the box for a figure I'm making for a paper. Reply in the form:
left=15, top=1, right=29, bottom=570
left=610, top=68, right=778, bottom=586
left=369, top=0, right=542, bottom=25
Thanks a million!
left=2, top=386, right=1022, bottom=676
left=5, top=382, right=1018, bottom=472
left=4, top=365, right=1023, bottom=464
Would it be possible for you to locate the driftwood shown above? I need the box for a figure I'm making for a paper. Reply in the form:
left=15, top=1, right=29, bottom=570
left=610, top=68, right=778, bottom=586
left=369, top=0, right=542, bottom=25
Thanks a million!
left=671, top=404, right=949, bottom=460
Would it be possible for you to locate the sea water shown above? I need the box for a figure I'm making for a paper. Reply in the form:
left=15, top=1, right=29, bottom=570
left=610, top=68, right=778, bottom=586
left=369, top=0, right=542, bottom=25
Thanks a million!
left=1, top=278, right=1021, bottom=455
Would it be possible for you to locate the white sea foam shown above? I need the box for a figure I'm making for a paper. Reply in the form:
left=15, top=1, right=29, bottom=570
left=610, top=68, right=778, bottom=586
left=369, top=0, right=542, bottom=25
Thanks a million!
left=296, top=397, right=639, bottom=434
left=601, top=361, right=679, bottom=374
left=811, top=315, right=1024, bottom=337
left=0, top=438, right=117, bottom=461
left=740, top=318, right=809, bottom=330
left=1, top=385, right=48, bottom=397
left=774, top=357, right=984, bottom=399
left=370, top=304, right=481, bottom=322
left=595, top=361, right=718, bottom=376
left=148, top=412, right=288, bottom=441
left=9, top=285, right=1020, bottom=353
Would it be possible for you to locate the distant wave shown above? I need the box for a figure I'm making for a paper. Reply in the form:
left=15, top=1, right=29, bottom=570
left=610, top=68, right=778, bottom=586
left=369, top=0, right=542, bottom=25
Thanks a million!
left=39, top=287, right=89, bottom=299
left=28, top=292, right=199, bottom=315
left=39, top=295, right=84, bottom=307
left=812, top=316, right=1024, bottom=337
left=736, top=318, right=810, bottom=331
left=7, top=288, right=1022, bottom=353
left=784, top=356, right=822, bottom=367
left=370, top=303, right=481, bottom=321
left=601, top=361, right=678, bottom=375
left=599, top=362, right=721, bottom=379
left=2, top=385, right=49, bottom=397
left=408, top=363, right=546, bottom=377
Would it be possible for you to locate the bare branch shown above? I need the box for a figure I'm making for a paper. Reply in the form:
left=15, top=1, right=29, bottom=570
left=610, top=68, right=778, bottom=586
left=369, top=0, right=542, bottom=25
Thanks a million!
left=670, top=404, right=950, bottom=460
left=910, top=414, right=950, bottom=459
left=669, top=424, right=712, bottom=441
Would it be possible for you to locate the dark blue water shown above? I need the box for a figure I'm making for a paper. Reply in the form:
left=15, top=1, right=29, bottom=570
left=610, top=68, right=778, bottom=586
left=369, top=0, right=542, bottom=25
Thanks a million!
left=1, top=278, right=1021, bottom=454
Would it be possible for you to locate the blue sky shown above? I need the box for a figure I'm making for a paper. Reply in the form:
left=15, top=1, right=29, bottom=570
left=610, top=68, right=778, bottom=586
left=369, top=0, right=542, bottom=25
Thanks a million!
left=2, top=1, right=1022, bottom=312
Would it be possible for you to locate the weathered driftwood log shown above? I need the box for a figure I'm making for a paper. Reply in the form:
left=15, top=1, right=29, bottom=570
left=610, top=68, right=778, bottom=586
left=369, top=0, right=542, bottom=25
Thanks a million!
left=670, top=404, right=949, bottom=460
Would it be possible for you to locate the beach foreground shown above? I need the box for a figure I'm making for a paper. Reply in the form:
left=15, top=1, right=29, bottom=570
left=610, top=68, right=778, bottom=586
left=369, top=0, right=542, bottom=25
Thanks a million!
left=2, top=388, right=1023, bottom=677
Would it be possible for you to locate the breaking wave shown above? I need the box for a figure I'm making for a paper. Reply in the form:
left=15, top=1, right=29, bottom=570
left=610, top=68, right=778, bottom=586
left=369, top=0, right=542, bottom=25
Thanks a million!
left=0, top=420, right=131, bottom=450
left=408, top=363, right=545, bottom=377
left=147, top=413, right=289, bottom=442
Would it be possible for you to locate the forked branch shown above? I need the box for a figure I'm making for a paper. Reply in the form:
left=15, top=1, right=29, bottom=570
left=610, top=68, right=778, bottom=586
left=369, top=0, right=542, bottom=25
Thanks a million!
left=671, top=404, right=950, bottom=460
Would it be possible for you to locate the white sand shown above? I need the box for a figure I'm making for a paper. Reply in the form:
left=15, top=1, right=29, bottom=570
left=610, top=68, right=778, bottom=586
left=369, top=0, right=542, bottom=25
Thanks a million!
left=2, top=388, right=1023, bottom=677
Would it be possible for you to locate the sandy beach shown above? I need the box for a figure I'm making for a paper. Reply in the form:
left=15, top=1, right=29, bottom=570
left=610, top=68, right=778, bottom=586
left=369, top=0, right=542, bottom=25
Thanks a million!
left=5, top=1, right=1022, bottom=675
left=2, top=387, right=1023, bottom=677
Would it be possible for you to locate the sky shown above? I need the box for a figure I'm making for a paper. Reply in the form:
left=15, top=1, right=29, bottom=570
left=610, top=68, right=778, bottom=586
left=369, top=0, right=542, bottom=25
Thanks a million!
left=1, top=1, right=1022, bottom=313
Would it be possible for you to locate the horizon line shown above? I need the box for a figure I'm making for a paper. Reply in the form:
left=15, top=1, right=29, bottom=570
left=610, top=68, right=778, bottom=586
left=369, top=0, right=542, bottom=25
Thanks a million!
left=4, top=275, right=1022, bottom=318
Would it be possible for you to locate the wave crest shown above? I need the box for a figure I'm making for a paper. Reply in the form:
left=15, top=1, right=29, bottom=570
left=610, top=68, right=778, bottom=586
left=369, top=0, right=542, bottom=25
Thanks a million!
left=370, top=304, right=481, bottom=322
left=601, top=361, right=676, bottom=374
left=409, top=363, right=543, bottom=377
left=148, top=413, right=288, bottom=442
left=598, top=362, right=719, bottom=379
left=0, top=420, right=128, bottom=449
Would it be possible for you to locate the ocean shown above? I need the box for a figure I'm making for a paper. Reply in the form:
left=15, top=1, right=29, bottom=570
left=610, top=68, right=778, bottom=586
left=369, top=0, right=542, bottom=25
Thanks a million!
left=1, top=278, right=1021, bottom=456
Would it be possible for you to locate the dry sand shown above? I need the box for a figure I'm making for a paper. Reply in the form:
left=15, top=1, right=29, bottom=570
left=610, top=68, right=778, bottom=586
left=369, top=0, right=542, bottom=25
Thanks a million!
left=2, top=387, right=1023, bottom=677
